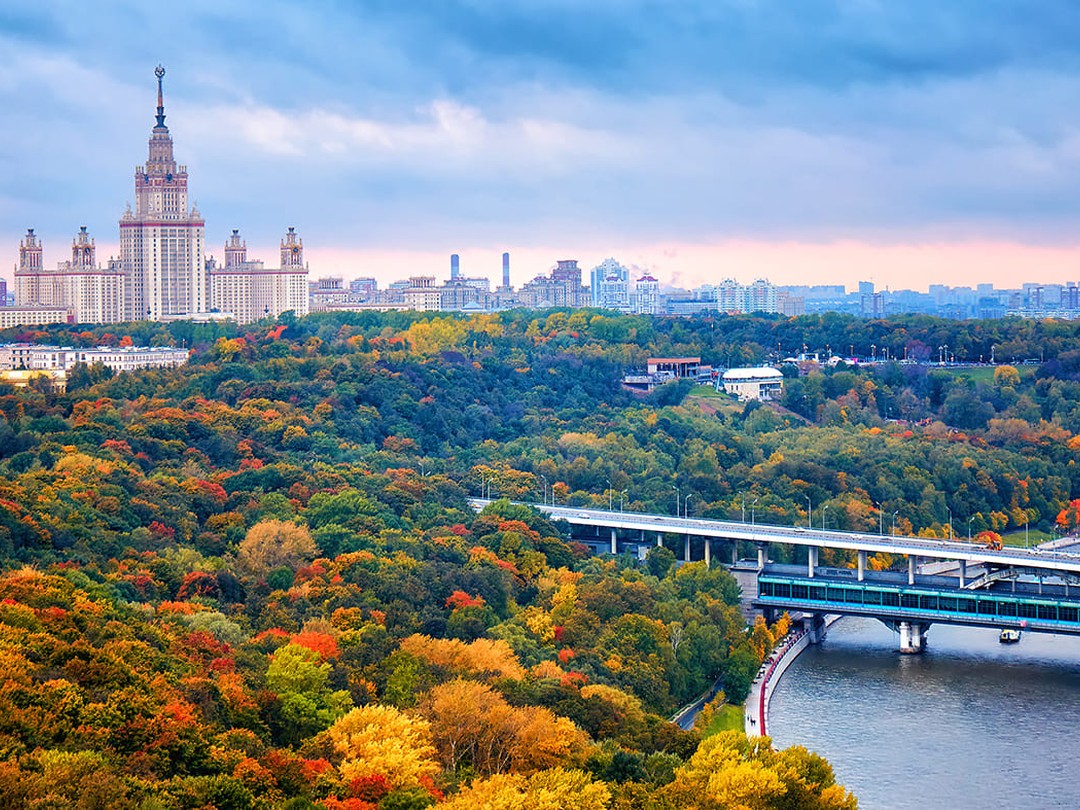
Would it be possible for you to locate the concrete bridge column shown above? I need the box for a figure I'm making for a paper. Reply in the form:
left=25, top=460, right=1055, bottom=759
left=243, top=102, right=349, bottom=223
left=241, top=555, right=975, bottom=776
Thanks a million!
left=808, top=546, right=819, bottom=578
left=857, top=550, right=867, bottom=582
left=908, top=555, right=916, bottom=585
left=899, top=621, right=928, bottom=654
left=807, top=613, right=828, bottom=644
left=732, top=543, right=738, bottom=565
left=757, top=544, right=767, bottom=570
left=610, top=528, right=617, bottom=555
left=704, top=539, right=711, bottom=567
left=657, top=533, right=663, bottom=549
left=958, top=559, right=966, bottom=588
left=684, top=534, right=691, bottom=562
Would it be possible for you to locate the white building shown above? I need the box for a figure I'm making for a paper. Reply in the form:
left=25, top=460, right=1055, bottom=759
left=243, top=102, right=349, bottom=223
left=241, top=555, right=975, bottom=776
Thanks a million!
left=0, top=307, right=72, bottom=329
left=0, top=343, right=188, bottom=373
left=15, top=227, right=124, bottom=323
left=591, top=258, right=630, bottom=311
left=722, top=367, right=785, bottom=401
left=120, top=66, right=207, bottom=321
left=633, top=274, right=661, bottom=315
left=209, top=228, right=309, bottom=323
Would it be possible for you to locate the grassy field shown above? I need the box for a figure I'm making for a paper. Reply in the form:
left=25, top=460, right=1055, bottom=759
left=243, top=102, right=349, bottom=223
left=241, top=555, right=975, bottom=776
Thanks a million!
left=699, top=703, right=745, bottom=737
left=1001, top=528, right=1056, bottom=547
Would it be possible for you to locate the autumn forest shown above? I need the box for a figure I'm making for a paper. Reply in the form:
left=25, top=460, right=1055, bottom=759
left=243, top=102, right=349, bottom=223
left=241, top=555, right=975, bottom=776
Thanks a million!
left=3, top=308, right=1080, bottom=809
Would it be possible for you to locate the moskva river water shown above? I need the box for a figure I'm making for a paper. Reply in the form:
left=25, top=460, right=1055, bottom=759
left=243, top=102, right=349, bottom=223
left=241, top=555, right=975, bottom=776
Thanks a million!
left=768, top=616, right=1080, bottom=810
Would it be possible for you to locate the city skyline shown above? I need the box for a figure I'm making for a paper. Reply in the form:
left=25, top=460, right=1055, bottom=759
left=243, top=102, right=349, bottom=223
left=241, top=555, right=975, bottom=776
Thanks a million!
left=6, top=3, right=1080, bottom=291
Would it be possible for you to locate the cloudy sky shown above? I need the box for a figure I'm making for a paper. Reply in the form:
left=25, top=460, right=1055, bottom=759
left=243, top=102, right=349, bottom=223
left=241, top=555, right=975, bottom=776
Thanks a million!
left=4, top=1, right=1080, bottom=291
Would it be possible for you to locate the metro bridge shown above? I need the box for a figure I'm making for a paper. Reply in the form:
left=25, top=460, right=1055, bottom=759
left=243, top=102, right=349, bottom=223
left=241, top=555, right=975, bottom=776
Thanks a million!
left=469, top=499, right=1080, bottom=652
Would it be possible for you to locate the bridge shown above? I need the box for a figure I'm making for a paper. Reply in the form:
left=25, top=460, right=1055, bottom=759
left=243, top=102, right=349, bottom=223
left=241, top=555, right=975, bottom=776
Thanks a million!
left=470, top=499, right=1080, bottom=652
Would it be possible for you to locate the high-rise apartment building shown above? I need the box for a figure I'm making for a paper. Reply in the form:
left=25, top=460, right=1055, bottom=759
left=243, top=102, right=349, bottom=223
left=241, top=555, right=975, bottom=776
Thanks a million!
left=633, top=274, right=661, bottom=314
left=591, top=258, right=631, bottom=311
left=119, top=66, right=206, bottom=321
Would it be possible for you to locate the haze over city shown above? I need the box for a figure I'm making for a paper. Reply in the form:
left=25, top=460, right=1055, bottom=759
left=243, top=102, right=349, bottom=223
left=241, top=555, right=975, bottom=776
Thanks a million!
left=5, top=1, right=1080, bottom=290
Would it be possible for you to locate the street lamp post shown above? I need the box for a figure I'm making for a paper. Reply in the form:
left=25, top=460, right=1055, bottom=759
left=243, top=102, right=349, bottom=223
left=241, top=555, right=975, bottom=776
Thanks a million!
left=805, top=495, right=812, bottom=529
left=741, top=494, right=746, bottom=523
left=686, top=494, right=695, bottom=518
left=891, top=510, right=899, bottom=536
left=620, top=490, right=627, bottom=512
left=822, top=504, right=830, bottom=531
left=946, top=507, right=953, bottom=540
left=751, top=498, right=759, bottom=527
left=539, top=475, right=548, bottom=505
left=968, top=515, right=976, bottom=542
left=672, top=486, right=680, bottom=517
left=878, top=503, right=884, bottom=536
left=607, top=479, right=613, bottom=511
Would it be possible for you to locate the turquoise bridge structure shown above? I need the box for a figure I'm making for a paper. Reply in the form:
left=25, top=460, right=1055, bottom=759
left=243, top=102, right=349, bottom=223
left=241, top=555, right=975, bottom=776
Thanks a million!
left=470, top=499, right=1080, bottom=653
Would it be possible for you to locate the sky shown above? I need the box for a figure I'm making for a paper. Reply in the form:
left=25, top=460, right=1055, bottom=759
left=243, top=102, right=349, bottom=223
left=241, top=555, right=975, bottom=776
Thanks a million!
left=4, top=1, right=1080, bottom=292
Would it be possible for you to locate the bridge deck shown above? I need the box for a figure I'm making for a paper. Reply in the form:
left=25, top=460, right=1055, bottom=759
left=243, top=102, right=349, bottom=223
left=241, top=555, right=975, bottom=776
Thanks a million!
left=755, top=565, right=1080, bottom=636
left=468, top=499, right=1080, bottom=576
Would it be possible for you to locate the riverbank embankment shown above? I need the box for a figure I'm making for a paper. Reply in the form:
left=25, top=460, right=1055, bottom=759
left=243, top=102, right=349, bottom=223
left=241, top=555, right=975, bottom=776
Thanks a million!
left=745, top=615, right=841, bottom=737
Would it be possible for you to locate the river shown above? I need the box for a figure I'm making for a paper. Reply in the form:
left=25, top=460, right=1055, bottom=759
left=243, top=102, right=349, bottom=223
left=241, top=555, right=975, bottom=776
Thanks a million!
left=767, top=617, right=1080, bottom=810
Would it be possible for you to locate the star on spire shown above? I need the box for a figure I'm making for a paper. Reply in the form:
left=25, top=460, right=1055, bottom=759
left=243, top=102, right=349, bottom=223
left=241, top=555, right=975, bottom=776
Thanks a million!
left=154, top=65, right=167, bottom=128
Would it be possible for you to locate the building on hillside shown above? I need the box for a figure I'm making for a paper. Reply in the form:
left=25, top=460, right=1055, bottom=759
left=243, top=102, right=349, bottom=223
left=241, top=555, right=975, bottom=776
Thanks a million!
left=0, top=343, right=188, bottom=373
left=208, top=228, right=309, bottom=323
left=722, top=367, right=785, bottom=401
left=120, top=66, right=207, bottom=321
left=14, top=227, right=123, bottom=323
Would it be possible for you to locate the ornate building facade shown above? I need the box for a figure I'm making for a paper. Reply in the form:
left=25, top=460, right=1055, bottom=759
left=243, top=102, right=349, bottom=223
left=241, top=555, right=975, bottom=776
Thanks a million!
left=209, top=228, right=310, bottom=323
left=120, top=66, right=207, bottom=321
left=15, top=227, right=123, bottom=323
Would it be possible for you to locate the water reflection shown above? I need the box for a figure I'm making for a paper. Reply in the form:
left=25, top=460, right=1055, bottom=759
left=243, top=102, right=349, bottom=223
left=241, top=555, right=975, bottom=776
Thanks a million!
left=768, top=617, right=1080, bottom=810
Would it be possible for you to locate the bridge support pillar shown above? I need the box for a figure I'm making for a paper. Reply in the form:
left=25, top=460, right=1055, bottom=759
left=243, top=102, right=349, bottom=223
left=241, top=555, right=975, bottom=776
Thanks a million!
left=757, top=544, right=767, bottom=570
left=732, top=543, right=738, bottom=565
left=704, top=539, right=711, bottom=567
left=908, top=555, right=916, bottom=585
left=808, top=546, right=819, bottom=578
left=958, top=559, right=966, bottom=588
left=899, top=621, right=927, bottom=654
left=807, top=613, right=828, bottom=645
left=611, top=528, right=617, bottom=555
left=684, top=535, right=691, bottom=563
left=857, top=550, right=867, bottom=581
left=657, top=533, right=663, bottom=549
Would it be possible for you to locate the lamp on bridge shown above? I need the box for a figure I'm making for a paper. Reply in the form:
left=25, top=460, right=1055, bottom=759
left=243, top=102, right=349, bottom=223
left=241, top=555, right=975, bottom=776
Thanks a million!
left=822, top=503, right=829, bottom=531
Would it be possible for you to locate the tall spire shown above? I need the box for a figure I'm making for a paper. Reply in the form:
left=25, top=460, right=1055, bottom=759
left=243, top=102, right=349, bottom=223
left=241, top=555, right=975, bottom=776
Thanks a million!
left=154, top=64, right=167, bottom=129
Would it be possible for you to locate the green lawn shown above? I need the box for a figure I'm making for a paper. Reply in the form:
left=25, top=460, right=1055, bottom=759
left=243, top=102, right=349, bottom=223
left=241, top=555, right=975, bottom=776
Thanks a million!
left=688, top=384, right=725, bottom=398
left=700, top=703, right=745, bottom=737
left=1001, top=528, right=1055, bottom=547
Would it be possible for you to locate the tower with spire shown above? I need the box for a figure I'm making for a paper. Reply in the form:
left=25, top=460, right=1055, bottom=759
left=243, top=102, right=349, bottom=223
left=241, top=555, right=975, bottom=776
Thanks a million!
left=119, top=65, right=207, bottom=320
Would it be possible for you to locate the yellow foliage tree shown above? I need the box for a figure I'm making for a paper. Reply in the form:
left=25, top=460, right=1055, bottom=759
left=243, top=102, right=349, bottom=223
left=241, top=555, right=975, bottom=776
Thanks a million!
left=327, top=705, right=438, bottom=790
left=399, top=635, right=525, bottom=680
left=236, top=519, right=316, bottom=576
left=438, top=768, right=611, bottom=810
left=421, top=679, right=589, bottom=776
